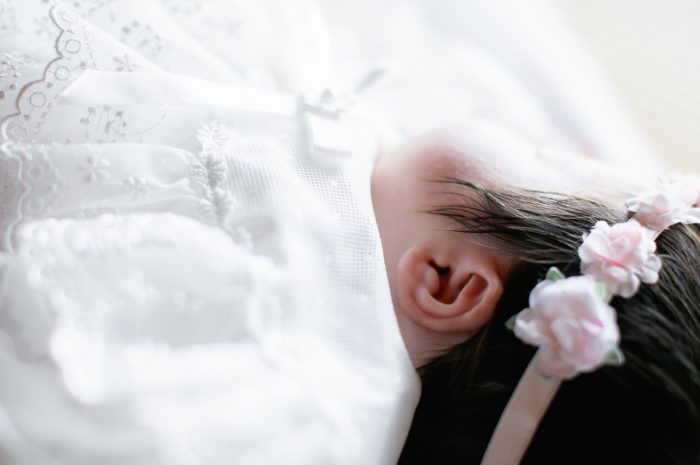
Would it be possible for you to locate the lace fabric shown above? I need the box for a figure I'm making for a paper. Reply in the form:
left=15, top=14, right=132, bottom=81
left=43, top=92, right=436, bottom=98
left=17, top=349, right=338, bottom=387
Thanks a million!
left=0, top=1, right=420, bottom=464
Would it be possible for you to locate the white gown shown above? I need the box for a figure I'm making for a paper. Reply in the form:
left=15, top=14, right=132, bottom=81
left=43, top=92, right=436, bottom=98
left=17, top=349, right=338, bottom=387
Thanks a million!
left=0, top=1, right=421, bottom=464
left=0, top=1, right=659, bottom=464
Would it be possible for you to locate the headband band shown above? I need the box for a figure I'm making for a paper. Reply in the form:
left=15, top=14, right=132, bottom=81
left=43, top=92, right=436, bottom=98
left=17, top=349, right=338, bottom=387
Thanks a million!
left=479, top=173, right=700, bottom=465
left=480, top=352, right=561, bottom=465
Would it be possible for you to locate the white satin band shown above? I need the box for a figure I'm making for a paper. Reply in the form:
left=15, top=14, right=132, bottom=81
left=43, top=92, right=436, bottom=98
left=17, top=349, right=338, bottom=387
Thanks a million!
left=480, top=351, right=562, bottom=465
left=59, top=71, right=301, bottom=115
left=60, top=70, right=353, bottom=159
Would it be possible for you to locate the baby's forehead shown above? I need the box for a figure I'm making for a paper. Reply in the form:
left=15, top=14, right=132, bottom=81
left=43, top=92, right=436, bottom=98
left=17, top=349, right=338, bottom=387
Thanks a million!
left=410, top=124, right=649, bottom=205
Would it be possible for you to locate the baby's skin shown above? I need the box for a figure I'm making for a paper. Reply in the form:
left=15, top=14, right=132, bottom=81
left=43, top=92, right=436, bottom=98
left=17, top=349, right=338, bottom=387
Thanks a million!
left=370, top=121, right=646, bottom=367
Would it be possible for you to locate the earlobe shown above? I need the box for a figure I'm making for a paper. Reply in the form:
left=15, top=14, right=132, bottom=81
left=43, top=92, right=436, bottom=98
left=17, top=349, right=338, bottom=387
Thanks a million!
left=396, top=243, right=503, bottom=335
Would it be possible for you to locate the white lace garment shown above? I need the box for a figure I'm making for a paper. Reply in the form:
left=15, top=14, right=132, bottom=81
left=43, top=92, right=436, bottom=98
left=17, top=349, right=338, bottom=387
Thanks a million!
left=0, top=1, right=422, bottom=464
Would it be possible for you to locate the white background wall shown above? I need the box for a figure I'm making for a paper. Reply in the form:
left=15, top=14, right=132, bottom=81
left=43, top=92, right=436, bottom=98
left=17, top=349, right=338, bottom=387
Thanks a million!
left=561, top=0, right=700, bottom=172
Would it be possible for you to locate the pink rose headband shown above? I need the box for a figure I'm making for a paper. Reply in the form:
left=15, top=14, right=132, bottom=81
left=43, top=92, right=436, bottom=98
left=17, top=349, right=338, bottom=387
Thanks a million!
left=480, top=173, right=700, bottom=465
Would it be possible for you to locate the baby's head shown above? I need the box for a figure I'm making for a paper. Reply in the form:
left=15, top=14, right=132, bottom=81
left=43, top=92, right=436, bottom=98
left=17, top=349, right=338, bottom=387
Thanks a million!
left=371, top=122, right=700, bottom=464
left=371, top=121, right=649, bottom=367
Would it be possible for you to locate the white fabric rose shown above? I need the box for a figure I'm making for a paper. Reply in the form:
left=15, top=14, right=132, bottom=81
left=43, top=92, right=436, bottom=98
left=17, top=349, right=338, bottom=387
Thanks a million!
left=626, top=173, right=700, bottom=232
left=578, top=220, right=661, bottom=298
left=513, top=276, right=620, bottom=379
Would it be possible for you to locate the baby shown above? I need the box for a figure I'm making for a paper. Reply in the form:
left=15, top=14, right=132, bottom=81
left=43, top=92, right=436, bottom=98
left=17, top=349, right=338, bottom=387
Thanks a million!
left=372, top=122, right=700, bottom=464
left=1, top=1, right=698, bottom=464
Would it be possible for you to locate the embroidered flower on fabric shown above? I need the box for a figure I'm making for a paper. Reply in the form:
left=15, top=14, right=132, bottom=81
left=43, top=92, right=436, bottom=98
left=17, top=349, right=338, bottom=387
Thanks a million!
left=121, top=177, right=148, bottom=200
left=513, top=273, right=621, bottom=379
left=197, top=121, right=230, bottom=148
left=578, top=220, right=661, bottom=298
left=78, top=154, right=112, bottom=183
left=626, top=173, right=700, bottom=232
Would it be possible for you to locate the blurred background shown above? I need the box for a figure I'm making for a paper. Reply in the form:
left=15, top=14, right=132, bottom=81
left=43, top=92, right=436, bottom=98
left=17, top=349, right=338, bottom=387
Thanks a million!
left=561, top=0, right=700, bottom=172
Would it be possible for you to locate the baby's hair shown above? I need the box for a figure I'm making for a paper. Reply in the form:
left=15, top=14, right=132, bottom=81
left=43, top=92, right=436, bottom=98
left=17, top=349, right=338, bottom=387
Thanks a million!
left=398, top=179, right=700, bottom=465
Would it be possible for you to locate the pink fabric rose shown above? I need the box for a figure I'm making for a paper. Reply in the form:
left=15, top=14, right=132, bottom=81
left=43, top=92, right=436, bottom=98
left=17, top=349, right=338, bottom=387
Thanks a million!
left=578, top=220, right=661, bottom=298
left=626, top=173, right=700, bottom=232
left=513, top=276, right=620, bottom=379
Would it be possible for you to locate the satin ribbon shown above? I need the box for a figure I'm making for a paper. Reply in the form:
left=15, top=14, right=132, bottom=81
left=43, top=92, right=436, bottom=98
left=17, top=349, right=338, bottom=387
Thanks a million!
left=60, top=70, right=355, bottom=159
left=480, top=350, right=562, bottom=465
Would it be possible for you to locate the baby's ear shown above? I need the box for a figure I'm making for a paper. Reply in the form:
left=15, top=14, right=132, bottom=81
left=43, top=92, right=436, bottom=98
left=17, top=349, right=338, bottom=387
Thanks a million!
left=395, top=239, right=504, bottom=335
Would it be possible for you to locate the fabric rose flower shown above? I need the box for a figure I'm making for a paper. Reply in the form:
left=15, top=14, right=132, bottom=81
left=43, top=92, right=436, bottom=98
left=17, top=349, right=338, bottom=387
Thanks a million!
left=513, top=275, right=621, bottom=379
left=578, top=220, right=661, bottom=298
left=625, top=173, right=700, bottom=232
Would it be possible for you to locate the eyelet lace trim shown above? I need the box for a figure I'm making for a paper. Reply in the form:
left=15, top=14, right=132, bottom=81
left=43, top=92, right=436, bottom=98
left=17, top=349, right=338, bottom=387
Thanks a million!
left=0, top=5, right=102, bottom=251
left=1, top=5, right=99, bottom=143
left=0, top=3, right=160, bottom=252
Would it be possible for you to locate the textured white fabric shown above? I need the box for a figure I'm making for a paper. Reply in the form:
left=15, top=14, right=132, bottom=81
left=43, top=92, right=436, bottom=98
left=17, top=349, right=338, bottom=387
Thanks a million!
left=0, top=1, right=420, bottom=464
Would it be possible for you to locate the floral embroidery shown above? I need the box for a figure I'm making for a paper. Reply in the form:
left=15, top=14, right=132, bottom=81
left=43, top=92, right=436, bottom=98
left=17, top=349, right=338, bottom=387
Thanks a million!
left=119, top=20, right=163, bottom=59
left=0, top=143, right=67, bottom=251
left=0, top=0, right=18, bottom=36
left=79, top=105, right=128, bottom=142
left=23, top=144, right=66, bottom=214
left=78, top=153, right=111, bottom=183
left=0, top=51, right=33, bottom=102
left=121, top=176, right=148, bottom=200
left=1, top=5, right=99, bottom=142
left=113, top=54, right=140, bottom=72
left=190, top=121, right=236, bottom=228
left=197, top=121, right=230, bottom=147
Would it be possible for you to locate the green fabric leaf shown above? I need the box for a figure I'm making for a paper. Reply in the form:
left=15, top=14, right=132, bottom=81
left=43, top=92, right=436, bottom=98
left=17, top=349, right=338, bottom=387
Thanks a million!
left=603, top=347, right=626, bottom=366
left=546, top=267, right=566, bottom=282
left=505, top=315, right=517, bottom=331
left=595, top=281, right=608, bottom=300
